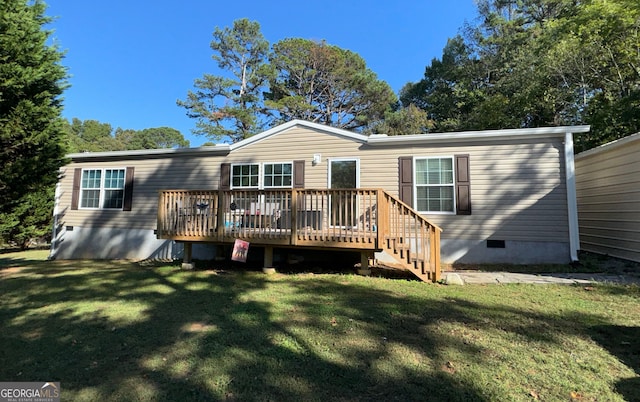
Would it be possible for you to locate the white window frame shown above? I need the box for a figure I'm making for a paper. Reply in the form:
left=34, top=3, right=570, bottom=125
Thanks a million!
left=79, top=167, right=127, bottom=210
left=262, top=161, right=294, bottom=189
left=230, top=162, right=294, bottom=190
left=413, top=156, right=456, bottom=215
left=230, top=163, right=260, bottom=189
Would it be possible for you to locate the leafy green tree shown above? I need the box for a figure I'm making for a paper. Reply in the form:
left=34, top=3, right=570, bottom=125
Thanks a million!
left=65, top=118, right=189, bottom=152
left=544, top=0, right=640, bottom=150
left=127, top=127, right=190, bottom=149
left=0, top=188, right=54, bottom=249
left=266, top=39, right=397, bottom=131
left=412, top=1, right=570, bottom=131
left=367, top=104, right=434, bottom=135
left=64, top=118, right=123, bottom=152
left=401, top=36, right=486, bottom=132
left=406, top=0, right=640, bottom=150
left=466, top=0, right=578, bottom=129
left=113, top=127, right=137, bottom=150
left=0, top=0, right=68, bottom=248
left=178, top=18, right=272, bottom=143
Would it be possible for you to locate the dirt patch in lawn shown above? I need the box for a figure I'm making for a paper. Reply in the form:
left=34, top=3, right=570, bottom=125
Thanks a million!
left=0, top=266, right=25, bottom=277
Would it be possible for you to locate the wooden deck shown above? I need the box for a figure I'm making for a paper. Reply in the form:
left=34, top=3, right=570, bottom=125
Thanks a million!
left=156, top=188, right=442, bottom=282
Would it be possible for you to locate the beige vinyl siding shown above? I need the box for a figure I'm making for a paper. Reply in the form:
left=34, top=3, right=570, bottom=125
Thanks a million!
left=234, top=128, right=568, bottom=242
left=575, top=133, right=640, bottom=262
left=59, top=153, right=225, bottom=229
left=406, top=141, right=567, bottom=242
left=230, top=126, right=364, bottom=188
left=60, top=126, right=569, bottom=244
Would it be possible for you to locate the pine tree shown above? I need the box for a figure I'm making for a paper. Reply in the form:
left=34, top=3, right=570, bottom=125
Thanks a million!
left=178, top=18, right=271, bottom=143
left=0, top=0, right=68, bottom=248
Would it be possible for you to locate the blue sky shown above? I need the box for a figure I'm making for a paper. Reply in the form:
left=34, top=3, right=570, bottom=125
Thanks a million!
left=47, top=1, right=479, bottom=147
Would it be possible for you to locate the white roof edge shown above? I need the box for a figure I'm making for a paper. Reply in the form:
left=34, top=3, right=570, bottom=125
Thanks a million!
left=366, top=125, right=591, bottom=145
left=66, top=122, right=593, bottom=160
left=575, top=131, right=640, bottom=160
left=67, top=145, right=231, bottom=160
left=229, top=119, right=368, bottom=151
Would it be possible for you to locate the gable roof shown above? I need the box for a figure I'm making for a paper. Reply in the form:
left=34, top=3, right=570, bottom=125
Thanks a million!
left=229, top=119, right=369, bottom=151
left=67, top=119, right=590, bottom=161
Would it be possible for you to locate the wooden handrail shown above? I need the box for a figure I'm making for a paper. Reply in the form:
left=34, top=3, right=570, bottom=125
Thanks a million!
left=378, top=189, right=443, bottom=282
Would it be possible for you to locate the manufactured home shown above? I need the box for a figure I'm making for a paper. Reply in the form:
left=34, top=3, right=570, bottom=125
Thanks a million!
left=575, top=132, right=640, bottom=262
left=50, top=120, right=590, bottom=281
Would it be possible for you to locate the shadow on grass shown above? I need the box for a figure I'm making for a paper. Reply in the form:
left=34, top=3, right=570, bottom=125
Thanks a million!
left=0, top=249, right=51, bottom=270
left=0, top=261, right=635, bottom=401
left=0, top=263, right=478, bottom=400
left=589, top=325, right=640, bottom=401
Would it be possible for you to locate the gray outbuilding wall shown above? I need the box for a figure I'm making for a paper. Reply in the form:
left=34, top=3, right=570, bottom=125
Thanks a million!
left=575, top=133, right=640, bottom=262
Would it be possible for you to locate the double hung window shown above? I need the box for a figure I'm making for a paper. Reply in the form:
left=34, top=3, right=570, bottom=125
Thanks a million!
left=80, top=168, right=126, bottom=209
left=414, top=157, right=455, bottom=213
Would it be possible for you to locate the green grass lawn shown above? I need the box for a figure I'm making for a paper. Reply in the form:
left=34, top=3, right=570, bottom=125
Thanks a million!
left=1, top=250, right=639, bottom=401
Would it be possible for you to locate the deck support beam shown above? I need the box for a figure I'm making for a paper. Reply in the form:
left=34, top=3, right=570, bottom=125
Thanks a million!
left=215, top=245, right=226, bottom=261
left=262, top=246, right=276, bottom=274
left=182, top=242, right=194, bottom=270
left=357, top=251, right=372, bottom=276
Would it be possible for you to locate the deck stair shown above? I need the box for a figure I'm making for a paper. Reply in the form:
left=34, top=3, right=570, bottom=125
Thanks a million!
left=377, top=192, right=442, bottom=282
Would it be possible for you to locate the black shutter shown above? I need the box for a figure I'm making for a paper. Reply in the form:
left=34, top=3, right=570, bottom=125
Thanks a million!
left=455, top=154, right=471, bottom=215
left=71, top=168, right=81, bottom=210
left=123, top=167, right=134, bottom=211
left=398, top=156, right=413, bottom=207
left=293, top=160, right=305, bottom=188
left=220, top=163, right=231, bottom=190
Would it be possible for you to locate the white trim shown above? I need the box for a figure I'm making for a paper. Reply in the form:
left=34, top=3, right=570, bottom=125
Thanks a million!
left=413, top=156, right=456, bottom=215
left=68, top=145, right=230, bottom=159
left=48, top=174, right=62, bottom=260
left=564, top=132, right=580, bottom=261
left=367, top=125, right=591, bottom=145
left=575, top=131, right=640, bottom=160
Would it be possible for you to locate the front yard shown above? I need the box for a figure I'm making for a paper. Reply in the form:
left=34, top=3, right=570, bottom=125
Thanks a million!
left=1, top=250, right=639, bottom=401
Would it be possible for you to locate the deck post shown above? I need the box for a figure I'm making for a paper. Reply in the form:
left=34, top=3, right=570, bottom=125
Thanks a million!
left=263, top=246, right=276, bottom=274
left=357, top=251, right=372, bottom=276
left=215, top=244, right=226, bottom=261
left=182, top=242, right=194, bottom=270
left=433, top=228, right=441, bottom=282
left=157, top=191, right=164, bottom=238
left=290, top=189, right=298, bottom=246
left=376, top=190, right=388, bottom=249
left=216, top=189, right=225, bottom=239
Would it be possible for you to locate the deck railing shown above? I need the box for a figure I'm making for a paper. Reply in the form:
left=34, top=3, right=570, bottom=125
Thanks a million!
left=157, top=188, right=441, bottom=281
left=379, top=192, right=442, bottom=281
